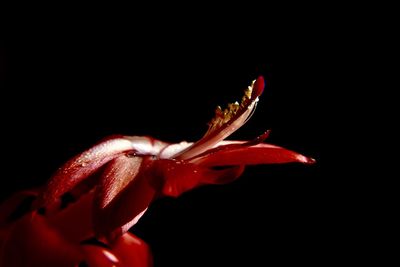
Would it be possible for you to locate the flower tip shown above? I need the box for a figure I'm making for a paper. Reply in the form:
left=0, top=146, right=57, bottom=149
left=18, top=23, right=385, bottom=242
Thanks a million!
left=304, top=156, right=316, bottom=164
left=251, top=76, right=265, bottom=98
left=295, top=154, right=316, bottom=164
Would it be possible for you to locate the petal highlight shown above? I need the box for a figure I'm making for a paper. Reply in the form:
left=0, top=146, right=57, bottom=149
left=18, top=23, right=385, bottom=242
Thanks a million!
left=93, top=155, right=144, bottom=237
left=37, top=136, right=135, bottom=211
left=111, top=233, right=153, bottom=267
left=93, top=157, right=156, bottom=239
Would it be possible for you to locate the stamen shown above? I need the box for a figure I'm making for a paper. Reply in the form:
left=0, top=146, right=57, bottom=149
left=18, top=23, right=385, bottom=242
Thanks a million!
left=204, top=79, right=257, bottom=137
left=174, top=76, right=265, bottom=160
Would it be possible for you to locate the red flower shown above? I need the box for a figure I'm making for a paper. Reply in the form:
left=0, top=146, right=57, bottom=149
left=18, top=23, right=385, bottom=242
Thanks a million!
left=0, top=76, right=314, bottom=266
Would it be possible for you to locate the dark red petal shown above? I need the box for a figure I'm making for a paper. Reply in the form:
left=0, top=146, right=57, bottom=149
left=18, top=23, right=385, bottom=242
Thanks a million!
left=152, top=160, right=202, bottom=197
left=46, top=191, right=95, bottom=243
left=37, top=135, right=135, bottom=211
left=81, top=245, right=120, bottom=267
left=0, top=189, right=39, bottom=226
left=93, top=155, right=144, bottom=237
left=111, top=233, right=153, bottom=267
left=201, top=165, right=245, bottom=185
left=154, top=160, right=245, bottom=198
left=193, top=143, right=316, bottom=167
left=1, top=213, right=82, bottom=267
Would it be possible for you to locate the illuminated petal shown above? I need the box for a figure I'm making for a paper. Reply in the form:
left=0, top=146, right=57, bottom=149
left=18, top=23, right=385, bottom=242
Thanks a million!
left=93, top=157, right=157, bottom=239
left=93, top=155, right=144, bottom=237
left=37, top=136, right=162, bottom=212
left=94, top=155, right=143, bottom=209
left=192, top=142, right=315, bottom=167
left=111, top=233, right=153, bottom=267
left=81, top=245, right=120, bottom=267
left=36, top=136, right=134, bottom=211
left=158, top=141, right=193, bottom=159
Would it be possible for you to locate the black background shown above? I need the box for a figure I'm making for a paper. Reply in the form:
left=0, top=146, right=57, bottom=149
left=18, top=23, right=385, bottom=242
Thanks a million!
left=1, top=13, right=328, bottom=266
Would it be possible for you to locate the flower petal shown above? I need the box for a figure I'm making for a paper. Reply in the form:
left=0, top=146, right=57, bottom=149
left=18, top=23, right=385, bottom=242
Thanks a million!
left=153, top=159, right=245, bottom=198
left=93, top=155, right=144, bottom=237
left=158, top=141, right=193, bottom=159
left=37, top=135, right=165, bottom=213
left=200, top=165, right=245, bottom=185
left=111, top=233, right=153, bottom=267
left=1, top=213, right=82, bottom=267
left=36, top=135, right=135, bottom=211
left=154, top=160, right=203, bottom=197
left=186, top=131, right=270, bottom=162
left=81, top=245, right=120, bottom=267
left=93, top=157, right=156, bottom=239
left=95, top=155, right=143, bottom=209
left=0, top=189, right=39, bottom=226
left=46, top=191, right=95, bottom=243
left=192, top=142, right=315, bottom=167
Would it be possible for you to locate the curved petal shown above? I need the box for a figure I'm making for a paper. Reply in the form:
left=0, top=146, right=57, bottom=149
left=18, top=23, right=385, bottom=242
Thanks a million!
left=81, top=245, right=120, bottom=267
left=158, top=141, right=193, bottom=159
left=37, top=135, right=136, bottom=211
left=94, top=156, right=143, bottom=209
left=192, top=142, right=315, bottom=167
left=93, top=155, right=144, bottom=237
left=153, top=160, right=245, bottom=198
left=111, top=233, right=153, bottom=267
left=93, top=157, right=157, bottom=240
left=155, top=160, right=203, bottom=197
left=186, top=131, right=270, bottom=162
